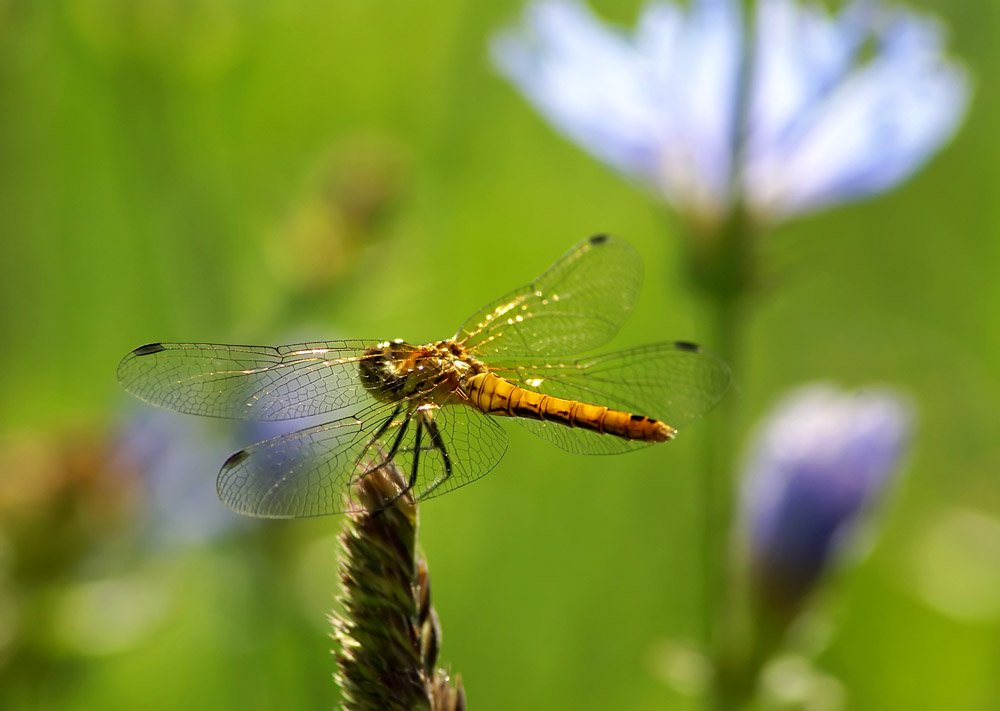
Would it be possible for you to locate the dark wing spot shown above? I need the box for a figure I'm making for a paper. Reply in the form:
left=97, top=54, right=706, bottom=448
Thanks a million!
left=589, top=234, right=610, bottom=245
left=222, top=449, right=250, bottom=470
left=132, top=342, right=167, bottom=356
left=674, top=341, right=701, bottom=353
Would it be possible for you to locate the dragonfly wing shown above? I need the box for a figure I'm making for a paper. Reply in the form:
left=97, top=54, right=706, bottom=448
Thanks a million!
left=217, top=401, right=402, bottom=517
left=490, top=342, right=732, bottom=455
left=510, top=419, right=651, bottom=455
left=455, top=235, right=642, bottom=358
left=216, top=399, right=509, bottom=517
left=409, top=403, right=509, bottom=503
left=117, top=340, right=383, bottom=421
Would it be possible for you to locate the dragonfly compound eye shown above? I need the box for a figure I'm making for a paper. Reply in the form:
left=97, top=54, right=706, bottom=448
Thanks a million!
left=359, top=343, right=410, bottom=402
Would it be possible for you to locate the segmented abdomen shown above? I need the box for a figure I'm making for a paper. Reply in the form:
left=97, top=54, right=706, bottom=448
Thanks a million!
left=465, top=373, right=674, bottom=442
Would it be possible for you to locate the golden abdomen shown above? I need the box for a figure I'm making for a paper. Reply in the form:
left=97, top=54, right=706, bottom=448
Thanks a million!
left=465, top=373, right=674, bottom=443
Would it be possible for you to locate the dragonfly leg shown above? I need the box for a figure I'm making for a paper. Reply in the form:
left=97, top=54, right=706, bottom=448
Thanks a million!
left=368, top=403, right=403, bottom=448
left=382, top=410, right=412, bottom=464
left=356, top=410, right=415, bottom=513
left=356, top=404, right=403, bottom=478
left=414, top=413, right=452, bottom=499
left=409, top=417, right=424, bottom=493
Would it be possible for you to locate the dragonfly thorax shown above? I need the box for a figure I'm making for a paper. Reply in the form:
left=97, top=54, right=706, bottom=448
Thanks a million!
left=359, top=339, right=484, bottom=406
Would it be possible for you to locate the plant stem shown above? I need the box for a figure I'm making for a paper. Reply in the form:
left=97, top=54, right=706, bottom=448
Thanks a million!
left=695, top=216, right=756, bottom=711
left=695, top=1, right=760, bottom=706
left=333, top=463, right=464, bottom=711
left=700, top=284, right=743, bottom=640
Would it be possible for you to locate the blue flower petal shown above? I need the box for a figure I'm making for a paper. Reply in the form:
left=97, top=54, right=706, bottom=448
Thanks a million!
left=746, top=1, right=971, bottom=218
left=741, top=384, right=913, bottom=601
left=492, top=0, right=970, bottom=225
left=116, top=408, right=249, bottom=547
left=636, top=0, right=741, bottom=215
left=492, top=2, right=665, bottom=188
left=492, top=0, right=745, bottom=218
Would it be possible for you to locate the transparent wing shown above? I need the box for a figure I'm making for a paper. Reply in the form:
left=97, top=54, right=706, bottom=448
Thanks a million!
left=489, top=342, right=732, bottom=455
left=511, top=418, right=651, bottom=456
left=217, top=401, right=397, bottom=517
left=117, top=340, right=389, bottom=421
left=216, top=399, right=509, bottom=518
left=455, top=235, right=642, bottom=358
left=409, top=403, right=509, bottom=503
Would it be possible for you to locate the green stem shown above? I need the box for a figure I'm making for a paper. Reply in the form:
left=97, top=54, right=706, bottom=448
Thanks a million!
left=684, top=175, right=759, bottom=709
left=681, top=197, right=756, bottom=709
left=693, top=0, right=761, bottom=706
left=696, top=218, right=755, bottom=711
left=700, top=284, right=742, bottom=642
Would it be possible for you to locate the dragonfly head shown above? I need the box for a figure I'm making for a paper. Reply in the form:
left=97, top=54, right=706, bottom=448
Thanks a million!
left=359, top=340, right=417, bottom=403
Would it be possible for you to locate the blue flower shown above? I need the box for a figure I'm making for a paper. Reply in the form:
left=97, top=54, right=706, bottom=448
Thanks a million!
left=114, top=409, right=251, bottom=547
left=492, top=0, right=969, bottom=225
left=740, top=385, right=912, bottom=609
left=116, top=406, right=335, bottom=546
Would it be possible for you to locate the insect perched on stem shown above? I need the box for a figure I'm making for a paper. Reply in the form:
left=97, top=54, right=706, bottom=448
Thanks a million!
left=118, top=235, right=731, bottom=518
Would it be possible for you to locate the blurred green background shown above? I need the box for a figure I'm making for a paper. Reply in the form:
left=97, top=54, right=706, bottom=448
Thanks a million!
left=1, top=1, right=998, bottom=709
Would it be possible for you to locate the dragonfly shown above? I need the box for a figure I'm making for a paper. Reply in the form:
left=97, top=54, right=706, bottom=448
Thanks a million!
left=118, top=235, right=731, bottom=518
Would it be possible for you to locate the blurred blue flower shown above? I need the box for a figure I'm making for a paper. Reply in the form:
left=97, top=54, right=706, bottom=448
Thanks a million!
left=114, top=409, right=250, bottom=548
left=740, top=384, right=912, bottom=609
left=492, top=0, right=969, bottom=225
left=115, top=409, right=321, bottom=547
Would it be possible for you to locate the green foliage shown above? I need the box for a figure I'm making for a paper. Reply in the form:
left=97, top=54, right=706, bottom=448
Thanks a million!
left=0, top=1, right=997, bottom=709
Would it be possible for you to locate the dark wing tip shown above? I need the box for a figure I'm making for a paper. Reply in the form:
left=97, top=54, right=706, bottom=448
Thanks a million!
left=132, top=343, right=167, bottom=357
left=221, top=449, right=250, bottom=471
left=588, top=233, right=610, bottom=245
left=674, top=340, right=702, bottom=353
